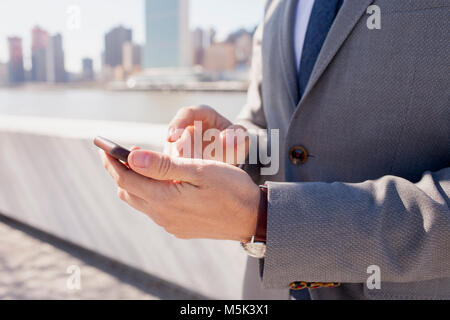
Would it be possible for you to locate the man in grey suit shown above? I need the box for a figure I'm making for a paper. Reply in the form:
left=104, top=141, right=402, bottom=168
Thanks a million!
left=100, top=0, right=449, bottom=299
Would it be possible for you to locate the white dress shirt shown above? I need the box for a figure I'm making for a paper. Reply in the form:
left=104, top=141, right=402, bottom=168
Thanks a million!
left=294, top=0, right=315, bottom=72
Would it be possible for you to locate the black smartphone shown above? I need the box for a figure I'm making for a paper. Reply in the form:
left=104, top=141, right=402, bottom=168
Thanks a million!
left=94, top=136, right=131, bottom=164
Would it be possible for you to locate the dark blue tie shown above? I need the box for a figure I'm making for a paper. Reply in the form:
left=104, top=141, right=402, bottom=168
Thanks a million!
left=298, top=0, right=343, bottom=97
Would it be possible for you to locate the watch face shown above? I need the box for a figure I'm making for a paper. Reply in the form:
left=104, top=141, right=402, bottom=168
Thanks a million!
left=243, top=242, right=266, bottom=259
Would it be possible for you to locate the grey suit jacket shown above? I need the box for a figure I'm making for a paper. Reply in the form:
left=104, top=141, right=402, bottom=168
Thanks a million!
left=238, top=0, right=450, bottom=300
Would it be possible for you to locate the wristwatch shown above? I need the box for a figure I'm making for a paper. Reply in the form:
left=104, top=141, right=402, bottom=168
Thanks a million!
left=241, top=185, right=268, bottom=259
left=241, top=236, right=267, bottom=259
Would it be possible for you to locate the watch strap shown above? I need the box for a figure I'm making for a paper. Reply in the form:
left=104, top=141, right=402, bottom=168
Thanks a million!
left=254, top=185, right=268, bottom=243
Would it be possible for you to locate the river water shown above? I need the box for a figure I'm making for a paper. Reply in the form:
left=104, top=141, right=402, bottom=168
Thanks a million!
left=0, top=87, right=247, bottom=124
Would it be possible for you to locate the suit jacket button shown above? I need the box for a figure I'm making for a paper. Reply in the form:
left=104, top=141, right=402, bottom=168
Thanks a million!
left=289, top=146, right=308, bottom=165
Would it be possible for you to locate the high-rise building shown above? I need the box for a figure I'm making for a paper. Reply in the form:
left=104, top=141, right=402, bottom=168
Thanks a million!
left=7, top=37, right=25, bottom=84
left=104, top=26, right=132, bottom=67
left=0, top=62, right=7, bottom=85
left=122, top=42, right=142, bottom=73
left=192, top=28, right=204, bottom=66
left=31, top=26, right=49, bottom=82
left=46, top=34, right=66, bottom=83
left=226, top=29, right=253, bottom=66
left=203, top=42, right=237, bottom=73
left=82, top=58, right=94, bottom=81
left=144, top=0, right=191, bottom=68
left=204, top=28, right=216, bottom=48
left=191, top=27, right=216, bottom=66
left=132, top=44, right=142, bottom=68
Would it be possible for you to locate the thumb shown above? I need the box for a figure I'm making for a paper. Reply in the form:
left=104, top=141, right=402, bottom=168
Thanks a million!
left=128, top=150, right=200, bottom=183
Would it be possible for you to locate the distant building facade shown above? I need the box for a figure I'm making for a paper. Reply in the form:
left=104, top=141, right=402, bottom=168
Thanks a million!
left=46, top=34, right=66, bottom=83
left=203, top=43, right=236, bottom=73
left=132, top=44, right=142, bottom=68
left=234, top=33, right=253, bottom=66
left=192, top=28, right=204, bottom=66
left=7, top=37, right=25, bottom=84
left=31, top=26, right=49, bottom=82
left=144, top=0, right=191, bottom=68
left=122, top=42, right=142, bottom=74
left=192, top=27, right=216, bottom=66
left=226, top=28, right=254, bottom=66
left=82, top=58, right=94, bottom=81
left=104, top=26, right=132, bottom=67
left=0, top=62, right=7, bottom=85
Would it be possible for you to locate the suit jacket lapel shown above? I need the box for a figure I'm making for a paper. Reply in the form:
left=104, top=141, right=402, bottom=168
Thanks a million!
left=298, top=0, right=374, bottom=108
left=279, top=0, right=300, bottom=112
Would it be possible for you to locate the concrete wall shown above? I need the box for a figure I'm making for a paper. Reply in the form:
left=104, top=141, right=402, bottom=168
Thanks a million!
left=0, top=115, right=249, bottom=299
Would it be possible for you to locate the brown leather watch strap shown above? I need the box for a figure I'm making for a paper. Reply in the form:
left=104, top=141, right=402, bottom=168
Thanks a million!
left=254, top=186, right=268, bottom=242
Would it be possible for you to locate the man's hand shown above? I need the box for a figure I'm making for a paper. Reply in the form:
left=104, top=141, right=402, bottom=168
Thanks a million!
left=166, top=105, right=249, bottom=165
left=99, top=148, right=260, bottom=242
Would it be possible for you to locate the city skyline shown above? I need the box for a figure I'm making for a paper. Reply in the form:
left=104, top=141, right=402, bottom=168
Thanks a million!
left=0, top=0, right=264, bottom=73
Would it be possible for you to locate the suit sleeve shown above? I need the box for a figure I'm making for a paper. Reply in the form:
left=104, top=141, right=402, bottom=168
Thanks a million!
left=262, top=167, right=450, bottom=288
left=235, top=22, right=269, bottom=183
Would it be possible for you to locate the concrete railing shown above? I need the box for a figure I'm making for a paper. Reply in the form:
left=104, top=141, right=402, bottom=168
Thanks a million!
left=0, top=115, right=248, bottom=299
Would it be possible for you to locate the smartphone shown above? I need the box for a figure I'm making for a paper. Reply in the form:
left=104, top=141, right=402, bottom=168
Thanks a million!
left=94, top=136, right=131, bottom=164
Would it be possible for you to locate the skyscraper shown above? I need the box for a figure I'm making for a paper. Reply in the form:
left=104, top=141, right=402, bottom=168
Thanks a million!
left=191, top=27, right=216, bottom=66
left=192, top=28, right=204, bottom=66
left=226, top=28, right=253, bottom=66
left=122, top=42, right=142, bottom=73
left=46, top=34, right=66, bottom=83
left=104, top=26, right=132, bottom=67
left=0, top=62, right=7, bottom=85
left=144, top=0, right=191, bottom=68
left=7, top=37, right=25, bottom=84
left=31, top=26, right=49, bottom=82
left=82, top=58, right=94, bottom=81
left=203, top=42, right=236, bottom=73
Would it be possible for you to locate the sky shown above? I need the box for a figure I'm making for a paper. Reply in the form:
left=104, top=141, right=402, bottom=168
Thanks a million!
left=0, top=0, right=264, bottom=72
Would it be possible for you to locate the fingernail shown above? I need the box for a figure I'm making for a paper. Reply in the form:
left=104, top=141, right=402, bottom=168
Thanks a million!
left=132, top=151, right=150, bottom=168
